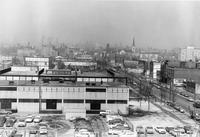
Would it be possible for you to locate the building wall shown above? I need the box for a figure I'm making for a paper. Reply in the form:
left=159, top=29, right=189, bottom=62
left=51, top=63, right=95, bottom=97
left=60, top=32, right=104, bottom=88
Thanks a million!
left=179, top=47, right=200, bottom=61
left=25, top=57, right=49, bottom=70
left=3, top=85, right=129, bottom=114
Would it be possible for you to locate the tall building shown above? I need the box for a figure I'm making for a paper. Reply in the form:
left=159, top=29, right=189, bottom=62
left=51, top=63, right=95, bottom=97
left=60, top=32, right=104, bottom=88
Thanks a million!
left=179, top=46, right=200, bottom=61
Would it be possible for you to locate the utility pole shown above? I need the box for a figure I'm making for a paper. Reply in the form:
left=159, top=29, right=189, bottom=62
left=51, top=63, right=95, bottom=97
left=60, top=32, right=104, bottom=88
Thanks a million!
left=38, top=69, right=44, bottom=113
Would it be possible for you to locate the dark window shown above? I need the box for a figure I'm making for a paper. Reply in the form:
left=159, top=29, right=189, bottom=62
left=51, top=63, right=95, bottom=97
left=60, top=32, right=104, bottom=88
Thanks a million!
left=107, top=100, right=127, bottom=104
left=91, top=103, right=101, bottom=110
left=0, top=87, right=17, bottom=91
left=46, top=99, right=57, bottom=109
left=86, top=100, right=105, bottom=103
left=64, top=99, right=84, bottom=103
left=19, top=99, right=39, bottom=103
left=86, top=88, right=106, bottom=92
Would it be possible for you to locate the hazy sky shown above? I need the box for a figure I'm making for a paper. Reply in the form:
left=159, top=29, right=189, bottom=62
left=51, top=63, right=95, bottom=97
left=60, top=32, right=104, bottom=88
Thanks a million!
left=0, top=0, right=200, bottom=49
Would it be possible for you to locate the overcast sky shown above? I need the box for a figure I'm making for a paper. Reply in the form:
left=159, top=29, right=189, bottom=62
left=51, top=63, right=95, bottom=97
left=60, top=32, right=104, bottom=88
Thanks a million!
left=0, top=0, right=199, bottom=49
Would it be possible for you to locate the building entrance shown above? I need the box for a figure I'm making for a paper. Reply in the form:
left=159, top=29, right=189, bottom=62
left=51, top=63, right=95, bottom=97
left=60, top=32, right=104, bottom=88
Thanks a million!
left=46, top=99, right=57, bottom=109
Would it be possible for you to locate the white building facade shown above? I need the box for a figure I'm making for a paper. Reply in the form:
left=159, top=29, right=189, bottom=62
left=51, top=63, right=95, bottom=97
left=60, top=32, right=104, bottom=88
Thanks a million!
left=0, top=83, right=129, bottom=115
left=179, top=46, right=200, bottom=61
left=24, top=57, right=49, bottom=70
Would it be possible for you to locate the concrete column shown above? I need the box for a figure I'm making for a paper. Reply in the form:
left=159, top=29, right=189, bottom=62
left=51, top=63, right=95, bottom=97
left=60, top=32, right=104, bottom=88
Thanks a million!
left=62, top=87, right=64, bottom=112
left=84, top=87, right=86, bottom=109
left=106, top=88, right=108, bottom=110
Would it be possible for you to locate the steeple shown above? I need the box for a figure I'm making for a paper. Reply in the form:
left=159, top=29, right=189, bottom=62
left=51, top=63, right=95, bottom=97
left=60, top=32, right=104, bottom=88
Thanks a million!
left=132, top=37, right=136, bottom=53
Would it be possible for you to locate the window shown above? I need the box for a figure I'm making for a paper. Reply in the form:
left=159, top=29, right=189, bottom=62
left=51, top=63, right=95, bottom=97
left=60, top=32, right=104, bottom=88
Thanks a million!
left=86, top=88, right=106, bottom=92
left=64, top=99, right=84, bottom=103
left=0, top=87, right=17, bottom=91
left=107, top=100, right=127, bottom=104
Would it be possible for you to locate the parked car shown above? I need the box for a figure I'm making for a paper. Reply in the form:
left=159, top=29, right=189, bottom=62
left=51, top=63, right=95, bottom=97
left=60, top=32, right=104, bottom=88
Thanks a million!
left=0, top=109, right=12, bottom=115
left=99, top=110, right=111, bottom=118
left=6, top=117, right=17, bottom=127
left=166, top=101, right=175, bottom=107
left=187, top=97, right=194, bottom=102
left=184, top=126, right=193, bottom=134
left=29, top=129, right=37, bottom=134
left=25, top=115, right=33, bottom=123
left=171, top=127, right=185, bottom=137
left=179, top=108, right=185, bottom=113
left=165, top=126, right=174, bottom=134
left=145, top=126, right=154, bottom=134
left=5, top=118, right=15, bottom=127
left=39, top=126, right=48, bottom=134
left=136, top=126, right=145, bottom=134
left=195, top=114, right=200, bottom=121
left=18, top=119, right=26, bottom=127
left=0, top=116, right=6, bottom=127
left=155, top=127, right=166, bottom=134
left=33, top=116, right=42, bottom=123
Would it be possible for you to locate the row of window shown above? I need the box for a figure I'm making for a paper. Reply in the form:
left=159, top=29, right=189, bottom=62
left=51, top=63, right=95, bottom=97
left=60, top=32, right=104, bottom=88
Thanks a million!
left=0, top=98, right=127, bottom=104
left=17, top=87, right=128, bottom=93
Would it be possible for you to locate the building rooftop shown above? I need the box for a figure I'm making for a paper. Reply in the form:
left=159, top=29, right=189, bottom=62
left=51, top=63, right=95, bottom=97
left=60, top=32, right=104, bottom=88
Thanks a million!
left=1, top=71, right=38, bottom=76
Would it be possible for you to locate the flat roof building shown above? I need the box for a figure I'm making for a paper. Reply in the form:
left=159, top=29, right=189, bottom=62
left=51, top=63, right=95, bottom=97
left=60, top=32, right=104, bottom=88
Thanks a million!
left=0, top=68, right=129, bottom=115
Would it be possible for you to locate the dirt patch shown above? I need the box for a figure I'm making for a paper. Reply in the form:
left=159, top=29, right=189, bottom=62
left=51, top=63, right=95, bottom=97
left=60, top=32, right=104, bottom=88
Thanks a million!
left=128, top=108, right=159, bottom=117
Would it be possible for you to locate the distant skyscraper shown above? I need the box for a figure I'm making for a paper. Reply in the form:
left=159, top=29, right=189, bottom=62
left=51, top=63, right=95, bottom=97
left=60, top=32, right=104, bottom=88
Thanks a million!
left=132, top=37, right=136, bottom=53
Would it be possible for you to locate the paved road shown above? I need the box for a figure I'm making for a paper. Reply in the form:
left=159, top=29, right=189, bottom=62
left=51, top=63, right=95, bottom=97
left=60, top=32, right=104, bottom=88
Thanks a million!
left=125, top=72, right=200, bottom=115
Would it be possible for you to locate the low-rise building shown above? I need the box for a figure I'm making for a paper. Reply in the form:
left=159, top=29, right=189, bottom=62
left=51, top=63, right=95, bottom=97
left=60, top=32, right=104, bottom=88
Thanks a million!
left=24, top=57, right=49, bottom=70
left=0, top=69, right=129, bottom=115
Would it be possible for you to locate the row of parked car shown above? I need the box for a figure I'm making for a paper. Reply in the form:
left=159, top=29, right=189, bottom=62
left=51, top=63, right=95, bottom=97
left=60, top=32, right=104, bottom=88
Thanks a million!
left=106, top=114, right=134, bottom=136
left=136, top=125, right=193, bottom=136
left=0, top=115, right=42, bottom=128
left=166, top=101, right=185, bottom=113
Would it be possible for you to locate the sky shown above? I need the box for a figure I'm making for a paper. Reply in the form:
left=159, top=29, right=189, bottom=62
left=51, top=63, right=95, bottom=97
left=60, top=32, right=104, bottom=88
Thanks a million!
left=0, top=0, right=200, bottom=49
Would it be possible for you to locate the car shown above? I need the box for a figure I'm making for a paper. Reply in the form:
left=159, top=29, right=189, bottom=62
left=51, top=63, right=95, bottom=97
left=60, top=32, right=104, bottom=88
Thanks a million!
left=195, top=114, right=200, bottom=121
left=145, top=126, right=154, bottom=134
left=0, top=116, right=6, bottom=127
left=29, top=129, right=37, bottom=134
left=6, top=117, right=16, bottom=127
left=187, top=97, right=194, bottom=102
left=166, top=101, right=175, bottom=107
left=18, top=119, right=26, bottom=127
left=171, top=127, right=185, bottom=137
left=0, top=109, right=12, bottom=115
left=25, top=115, right=33, bottom=123
left=120, top=130, right=134, bottom=137
left=136, top=126, right=145, bottom=134
left=179, top=108, right=185, bottom=113
left=100, top=110, right=111, bottom=117
left=184, top=94, right=189, bottom=97
left=33, top=116, right=42, bottom=123
left=155, top=127, right=166, bottom=134
left=165, top=126, right=174, bottom=134
left=75, top=129, right=90, bottom=137
left=5, top=118, right=15, bottom=127
left=39, top=126, right=48, bottom=134
left=184, top=126, right=193, bottom=134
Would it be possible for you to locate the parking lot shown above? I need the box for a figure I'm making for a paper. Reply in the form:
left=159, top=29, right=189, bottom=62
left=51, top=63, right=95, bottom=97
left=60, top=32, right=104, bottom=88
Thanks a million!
left=129, top=100, right=198, bottom=137
left=0, top=113, right=72, bottom=137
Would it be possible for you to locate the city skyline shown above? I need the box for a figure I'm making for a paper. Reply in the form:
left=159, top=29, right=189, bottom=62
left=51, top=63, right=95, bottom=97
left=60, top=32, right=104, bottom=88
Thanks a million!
left=0, top=0, right=200, bottom=49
